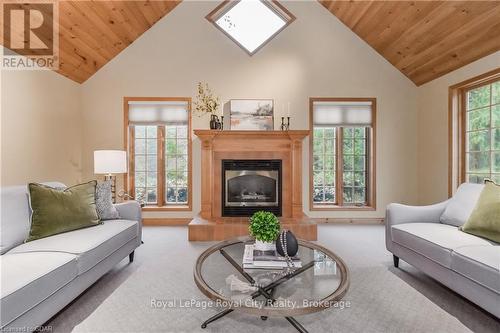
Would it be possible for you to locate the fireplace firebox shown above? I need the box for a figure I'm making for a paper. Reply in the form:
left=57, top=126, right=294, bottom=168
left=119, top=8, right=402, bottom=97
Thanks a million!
left=222, top=160, right=282, bottom=216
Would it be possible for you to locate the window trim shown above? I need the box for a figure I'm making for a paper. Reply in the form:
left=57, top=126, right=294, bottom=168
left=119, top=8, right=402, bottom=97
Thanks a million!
left=309, top=97, right=377, bottom=211
left=123, top=97, right=192, bottom=211
left=448, top=68, right=500, bottom=196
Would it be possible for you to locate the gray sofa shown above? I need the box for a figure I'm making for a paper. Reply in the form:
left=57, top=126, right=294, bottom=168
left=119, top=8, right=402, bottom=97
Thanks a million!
left=0, top=182, right=142, bottom=331
left=386, top=182, right=499, bottom=318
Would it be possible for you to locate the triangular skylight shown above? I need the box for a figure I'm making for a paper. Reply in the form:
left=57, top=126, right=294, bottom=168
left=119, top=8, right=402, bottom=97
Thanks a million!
left=207, top=0, right=295, bottom=55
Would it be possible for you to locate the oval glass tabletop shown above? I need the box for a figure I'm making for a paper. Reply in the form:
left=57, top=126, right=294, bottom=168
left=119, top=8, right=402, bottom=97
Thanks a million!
left=194, top=237, right=350, bottom=317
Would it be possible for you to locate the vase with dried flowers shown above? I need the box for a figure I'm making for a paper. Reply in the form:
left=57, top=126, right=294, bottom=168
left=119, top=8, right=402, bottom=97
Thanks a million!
left=194, top=82, right=221, bottom=129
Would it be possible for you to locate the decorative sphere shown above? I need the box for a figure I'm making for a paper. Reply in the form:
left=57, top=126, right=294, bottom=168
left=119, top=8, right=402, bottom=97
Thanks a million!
left=276, top=231, right=298, bottom=257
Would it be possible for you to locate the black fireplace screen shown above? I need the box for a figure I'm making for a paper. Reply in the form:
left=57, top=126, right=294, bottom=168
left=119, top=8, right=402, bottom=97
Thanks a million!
left=226, top=171, right=278, bottom=206
left=222, top=160, right=282, bottom=216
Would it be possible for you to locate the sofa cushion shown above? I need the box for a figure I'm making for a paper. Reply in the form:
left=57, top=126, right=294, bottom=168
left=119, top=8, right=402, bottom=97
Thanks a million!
left=8, top=220, right=138, bottom=274
left=391, top=223, right=493, bottom=268
left=451, top=245, right=500, bottom=294
left=0, top=252, right=77, bottom=327
left=440, top=183, right=484, bottom=227
left=0, top=182, right=67, bottom=254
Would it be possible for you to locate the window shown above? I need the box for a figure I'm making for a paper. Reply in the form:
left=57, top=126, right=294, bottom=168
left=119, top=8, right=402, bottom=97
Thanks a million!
left=124, top=98, right=191, bottom=210
left=449, top=69, right=500, bottom=193
left=206, top=0, right=295, bottom=55
left=465, top=80, right=500, bottom=183
left=133, top=126, right=158, bottom=204
left=310, top=98, right=376, bottom=210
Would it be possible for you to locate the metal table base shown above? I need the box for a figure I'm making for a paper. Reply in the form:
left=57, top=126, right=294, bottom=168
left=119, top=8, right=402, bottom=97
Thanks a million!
left=201, top=249, right=314, bottom=333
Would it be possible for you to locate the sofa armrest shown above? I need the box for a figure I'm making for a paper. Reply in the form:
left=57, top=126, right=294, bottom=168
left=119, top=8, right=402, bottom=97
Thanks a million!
left=386, top=200, right=449, bottom=226
left=114, top=201, right=142, bottom=245
left=385, top=200, right=449, bottom=252
left=115, top=201, right=141, bottom=221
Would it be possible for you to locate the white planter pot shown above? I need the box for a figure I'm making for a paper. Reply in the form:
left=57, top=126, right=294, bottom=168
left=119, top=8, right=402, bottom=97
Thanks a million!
left=254, top=239, right=276, bottom=252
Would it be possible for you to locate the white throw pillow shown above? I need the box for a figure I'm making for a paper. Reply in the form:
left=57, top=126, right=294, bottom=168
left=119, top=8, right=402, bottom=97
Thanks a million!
left=440, top=183, right=484, bottom=227
left=96, top=180, right=120, bottom=220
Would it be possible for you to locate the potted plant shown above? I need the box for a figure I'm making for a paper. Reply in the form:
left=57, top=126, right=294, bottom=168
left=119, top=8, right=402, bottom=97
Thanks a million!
left=193, top=82, right=221, bottom=129
left=249, top=211, right=280, bottom=251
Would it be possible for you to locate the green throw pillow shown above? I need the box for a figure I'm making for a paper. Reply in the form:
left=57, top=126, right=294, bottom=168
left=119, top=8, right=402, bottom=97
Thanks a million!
left=461, top=180, right=500, bottom=243
left=27, top=181, right=101, bottom=242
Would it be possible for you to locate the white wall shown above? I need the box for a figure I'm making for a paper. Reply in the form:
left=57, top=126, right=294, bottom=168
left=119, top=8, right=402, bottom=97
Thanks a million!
left=416, top=51, right=500, bottom=205
left=1, top=64, right=82, bottom=186
left=80, top=1, right=418, bottom=219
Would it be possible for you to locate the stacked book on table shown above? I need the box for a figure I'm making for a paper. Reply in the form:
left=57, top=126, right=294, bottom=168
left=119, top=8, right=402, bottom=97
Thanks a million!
left=243, top=244, right=302, bottom=269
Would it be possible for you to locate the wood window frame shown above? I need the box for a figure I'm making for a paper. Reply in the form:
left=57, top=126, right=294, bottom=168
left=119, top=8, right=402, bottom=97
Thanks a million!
left=205, top=0, right=296, bottom=56
left=448, top=68, right=500, bottom=196
left=309, top=97, right=377, bottom=211
left=123, top=97, right=192, bottom=211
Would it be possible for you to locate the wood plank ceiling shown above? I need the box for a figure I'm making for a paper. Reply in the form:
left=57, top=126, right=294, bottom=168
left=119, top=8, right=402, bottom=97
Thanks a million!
left=2, top=1, right=499, bottom=85
left=59, top=0, right=180, bottom=83
left=320, top=0, right=500, bottom=86
left=1, top=1, right=180, bottom=83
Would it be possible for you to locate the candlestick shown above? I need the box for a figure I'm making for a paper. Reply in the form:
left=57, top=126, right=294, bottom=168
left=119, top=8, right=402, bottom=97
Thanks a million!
left=287, top=102, right=290, bottom=117
left=280, top=116, right=290, bottom=131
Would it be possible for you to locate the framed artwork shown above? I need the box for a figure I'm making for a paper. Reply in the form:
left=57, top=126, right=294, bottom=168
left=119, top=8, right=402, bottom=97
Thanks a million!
left=229, top=99, right=274, bottom=130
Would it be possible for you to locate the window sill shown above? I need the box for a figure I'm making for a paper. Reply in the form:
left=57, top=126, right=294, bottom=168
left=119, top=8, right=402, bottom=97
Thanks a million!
left=142, top=205, right=191, bottom=212
left=310, top=205, right=376, bottom=211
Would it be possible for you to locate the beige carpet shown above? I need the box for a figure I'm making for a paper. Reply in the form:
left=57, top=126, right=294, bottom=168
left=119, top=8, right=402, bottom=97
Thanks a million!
left=46, top=225, right=500, bottom=333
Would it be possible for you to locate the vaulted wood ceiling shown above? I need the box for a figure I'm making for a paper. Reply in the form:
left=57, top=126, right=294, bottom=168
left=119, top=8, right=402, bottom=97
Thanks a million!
left=2, top=1, right=180, bottom=83
left=320, top=0, right=500, bottom=86
left=59, top=0, right=180, bottom=83
left=2, top=1, right=499, bottom=85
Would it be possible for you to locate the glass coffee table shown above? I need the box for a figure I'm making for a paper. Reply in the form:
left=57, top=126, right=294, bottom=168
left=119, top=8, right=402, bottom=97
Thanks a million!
left=194, top=237, right=349, bottom=333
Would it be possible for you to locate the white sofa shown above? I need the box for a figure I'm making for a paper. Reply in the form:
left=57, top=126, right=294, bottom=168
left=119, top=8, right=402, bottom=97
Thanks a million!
left=386, top=183, right=500, bottom=318
left=0, top=182, right=142, bottom=331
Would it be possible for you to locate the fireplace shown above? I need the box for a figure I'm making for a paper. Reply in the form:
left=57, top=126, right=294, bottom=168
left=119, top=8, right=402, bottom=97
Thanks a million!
left=222, top=159, right=282, bottom=216
left=190, top=130, right=314, bottom=241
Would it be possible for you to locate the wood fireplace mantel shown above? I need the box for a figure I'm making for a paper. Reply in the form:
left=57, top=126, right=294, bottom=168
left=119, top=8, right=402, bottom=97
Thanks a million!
left=194, top=130, right=310, bottom=220
left=194, top=130, right=310, bottom=141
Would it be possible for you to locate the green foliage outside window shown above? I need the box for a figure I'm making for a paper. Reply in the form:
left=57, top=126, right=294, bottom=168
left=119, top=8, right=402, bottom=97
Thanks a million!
left=133, top=124, right=189, bottom=205
left=134, top=125, right=157, bottom=204
left=313, top=128, right=336, bottom=204
left=313, top=126, right=368, bottom=206
left=466, top=80, right=500, bottom=184
left=165, top=125, right=188, bottom=204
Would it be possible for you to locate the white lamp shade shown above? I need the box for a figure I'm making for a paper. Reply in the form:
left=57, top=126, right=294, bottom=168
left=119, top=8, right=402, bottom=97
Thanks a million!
left=94, top=150, right=127, bottom=174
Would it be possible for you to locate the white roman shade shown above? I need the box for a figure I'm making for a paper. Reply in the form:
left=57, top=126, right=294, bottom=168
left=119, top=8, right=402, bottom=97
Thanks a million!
left=128, top=101, right=189, bottom=125
left=313, top=100, right=373, bottom=127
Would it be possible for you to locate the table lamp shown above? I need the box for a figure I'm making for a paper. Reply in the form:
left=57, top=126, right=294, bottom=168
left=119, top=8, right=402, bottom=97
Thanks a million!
left=94, top=150, right=127, bottom=202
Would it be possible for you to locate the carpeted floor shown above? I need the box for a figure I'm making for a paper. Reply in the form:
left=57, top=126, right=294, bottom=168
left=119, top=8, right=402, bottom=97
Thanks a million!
left=47, top=225, right=500, bottom=333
